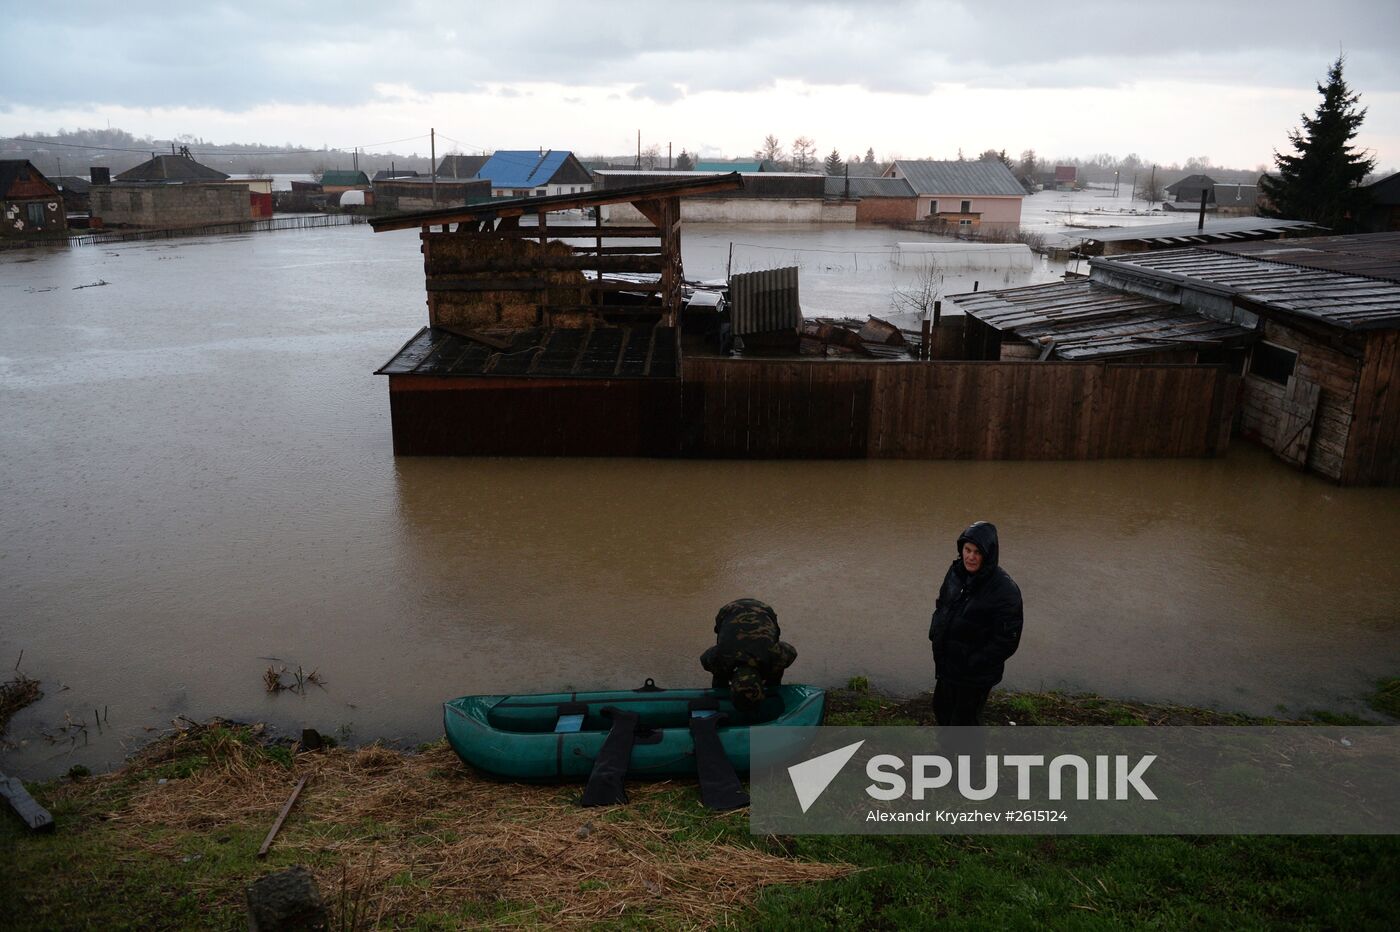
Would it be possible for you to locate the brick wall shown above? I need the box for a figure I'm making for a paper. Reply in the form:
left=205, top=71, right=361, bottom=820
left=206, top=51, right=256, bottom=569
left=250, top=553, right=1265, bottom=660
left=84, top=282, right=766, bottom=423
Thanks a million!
left=856, top=197, right=917, bottom=223
left=90, top=183, right=251, bottom=228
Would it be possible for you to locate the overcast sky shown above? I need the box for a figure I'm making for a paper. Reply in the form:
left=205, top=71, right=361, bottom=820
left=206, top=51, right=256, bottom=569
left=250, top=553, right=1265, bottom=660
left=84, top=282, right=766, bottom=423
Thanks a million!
left=4, top=1, right=1399, bottom=170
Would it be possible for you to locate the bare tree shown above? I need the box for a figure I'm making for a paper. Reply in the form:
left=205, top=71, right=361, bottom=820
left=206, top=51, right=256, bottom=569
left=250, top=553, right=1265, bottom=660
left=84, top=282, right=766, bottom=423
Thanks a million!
left=642, top=144, right=661, bottom=170
left=791, top=136, right=817, bottom=172
left=755, top=134, right=785, bottom=166
left=890, top=260, right=945, bottom=319
left=1136, top=167, right=1164, bottom=203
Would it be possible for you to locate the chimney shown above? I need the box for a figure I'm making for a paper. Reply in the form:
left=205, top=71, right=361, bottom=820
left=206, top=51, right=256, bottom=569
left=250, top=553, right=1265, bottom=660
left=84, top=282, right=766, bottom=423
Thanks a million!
left=91, top=167, right=111, bottom=185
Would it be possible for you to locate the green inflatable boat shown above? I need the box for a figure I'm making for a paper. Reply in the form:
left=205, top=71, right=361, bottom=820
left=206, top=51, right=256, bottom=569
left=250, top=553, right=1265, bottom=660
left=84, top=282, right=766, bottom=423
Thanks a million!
left=443, top=680, right=826, bottom=781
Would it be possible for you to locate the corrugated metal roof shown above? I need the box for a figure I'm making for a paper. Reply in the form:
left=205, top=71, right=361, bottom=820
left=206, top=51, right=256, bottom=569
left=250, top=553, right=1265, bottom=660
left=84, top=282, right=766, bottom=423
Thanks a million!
left=115, top=155, right=229, bottom=182
left=950, top=279, right=1255, bottom=359
left=1075, top=217, right=1320, bottom=244
left=696, top=160, right=760, bottom=172
left=320, top=170, right=370, bottom=187
left=822, top=175, right=915, bottom=198
left=729, top=267, right=801, bottom=335
left=1100, top=246, right=1400, bottom=330
left=1205, top=232, right=1400, bottom=282
left=888, top=160, right=1024, bottom=197
left=477, top=150, right=576, bottom=189
left=436, top=154, right=489, bottom=179
left=376, top=325, right=678, bottom=379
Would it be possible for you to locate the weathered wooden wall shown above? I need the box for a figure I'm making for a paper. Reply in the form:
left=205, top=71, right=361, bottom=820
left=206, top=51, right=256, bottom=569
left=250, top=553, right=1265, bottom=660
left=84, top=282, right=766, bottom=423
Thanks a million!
left=924, top=317, right=967, bottom=360
left=1237, top=320, right=1364, bottom=480
left=1344, top=330, right=1400, bottom=485
left=387, top=375, right=681, bottom=456
left=681, top=358, right=1237, bottom=460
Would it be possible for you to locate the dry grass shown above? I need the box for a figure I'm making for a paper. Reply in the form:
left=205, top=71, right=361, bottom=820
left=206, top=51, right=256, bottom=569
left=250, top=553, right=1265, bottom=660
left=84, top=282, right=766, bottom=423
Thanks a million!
left=1, top=673, right=43, bottom=738
left=107, top=721, right=849, bottom=926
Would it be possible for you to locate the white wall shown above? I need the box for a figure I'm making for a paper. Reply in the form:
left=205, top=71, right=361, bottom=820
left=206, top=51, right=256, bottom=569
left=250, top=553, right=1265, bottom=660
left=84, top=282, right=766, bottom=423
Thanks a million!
left=604, top=198, right=854, bottom=224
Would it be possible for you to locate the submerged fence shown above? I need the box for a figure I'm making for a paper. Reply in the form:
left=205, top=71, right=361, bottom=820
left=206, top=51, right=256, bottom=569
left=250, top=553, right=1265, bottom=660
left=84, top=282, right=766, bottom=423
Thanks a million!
left=681, top=357, right=1237, bottom=460
left=63, top=213, right=366, bottom=247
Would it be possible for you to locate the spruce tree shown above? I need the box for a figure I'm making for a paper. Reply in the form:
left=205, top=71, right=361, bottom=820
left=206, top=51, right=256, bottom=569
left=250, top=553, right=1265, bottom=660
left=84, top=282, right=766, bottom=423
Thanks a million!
left=824, top=148, right=844, bottom=175
left=675, top=149, right=694, bottom=172
left=1260, top=56, right=1374, bottom=231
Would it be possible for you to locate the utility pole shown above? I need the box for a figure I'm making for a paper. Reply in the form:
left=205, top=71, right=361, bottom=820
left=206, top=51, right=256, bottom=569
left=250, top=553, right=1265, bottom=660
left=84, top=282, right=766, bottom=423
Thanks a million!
left=636, top=130, right=641, bottom=170
left=668, top=142, right=672, bottom=170
left=431, top=127, right=437, bottom=206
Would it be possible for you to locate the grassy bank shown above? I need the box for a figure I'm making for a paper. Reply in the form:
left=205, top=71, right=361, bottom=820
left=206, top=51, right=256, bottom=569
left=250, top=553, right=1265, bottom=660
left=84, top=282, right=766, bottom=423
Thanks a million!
left=2, top=687, right=1397, bottom=929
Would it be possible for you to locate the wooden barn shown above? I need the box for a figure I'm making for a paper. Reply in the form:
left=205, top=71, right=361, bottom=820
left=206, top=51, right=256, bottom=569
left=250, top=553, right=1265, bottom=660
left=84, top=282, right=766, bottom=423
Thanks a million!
left=0, top=160, right=68, bottom=238
left=370, top=173, right=742, bottom=456
left=954, top=232, right=1400, bottom=485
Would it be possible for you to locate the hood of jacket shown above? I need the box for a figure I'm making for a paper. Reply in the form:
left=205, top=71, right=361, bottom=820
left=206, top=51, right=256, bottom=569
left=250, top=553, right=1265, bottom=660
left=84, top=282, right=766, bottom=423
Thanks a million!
left=955, top=521, right=1000, bottom=579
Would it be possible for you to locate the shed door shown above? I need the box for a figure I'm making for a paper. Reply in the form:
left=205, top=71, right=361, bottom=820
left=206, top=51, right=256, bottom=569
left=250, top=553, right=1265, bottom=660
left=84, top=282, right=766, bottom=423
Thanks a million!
left=1273, top=376, right=1320, bottom=467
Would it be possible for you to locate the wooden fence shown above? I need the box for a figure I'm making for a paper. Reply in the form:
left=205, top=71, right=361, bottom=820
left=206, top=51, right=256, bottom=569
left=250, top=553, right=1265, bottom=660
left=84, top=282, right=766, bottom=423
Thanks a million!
left=681, top=358, right=1237, bottom=460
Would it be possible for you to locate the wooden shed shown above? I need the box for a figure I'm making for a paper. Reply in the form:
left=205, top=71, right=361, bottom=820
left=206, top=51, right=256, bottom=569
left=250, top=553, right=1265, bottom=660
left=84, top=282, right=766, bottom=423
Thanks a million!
left=370, top=174, right=743, bottom=456
left=1083, top=233, right=1400, bottom=484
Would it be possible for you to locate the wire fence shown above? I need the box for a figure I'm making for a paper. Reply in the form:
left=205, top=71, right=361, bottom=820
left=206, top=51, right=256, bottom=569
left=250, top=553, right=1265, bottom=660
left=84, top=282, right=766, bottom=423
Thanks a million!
left=62, top=213, right=367, bottom=248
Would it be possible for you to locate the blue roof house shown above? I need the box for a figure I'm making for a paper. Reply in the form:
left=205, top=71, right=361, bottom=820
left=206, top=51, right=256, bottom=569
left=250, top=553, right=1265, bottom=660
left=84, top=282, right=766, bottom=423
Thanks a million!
left=476, top=150, right=594, bottom=197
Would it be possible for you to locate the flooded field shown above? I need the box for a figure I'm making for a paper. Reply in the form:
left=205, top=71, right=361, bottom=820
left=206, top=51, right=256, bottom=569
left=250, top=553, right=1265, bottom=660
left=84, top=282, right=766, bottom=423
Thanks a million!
left=2, top=223, right=1398, bottom=779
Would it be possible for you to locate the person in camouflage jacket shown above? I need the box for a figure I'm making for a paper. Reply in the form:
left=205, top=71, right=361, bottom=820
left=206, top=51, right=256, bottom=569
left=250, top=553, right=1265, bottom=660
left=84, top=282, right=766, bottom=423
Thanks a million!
left=701, top=598, right=798, bottom=712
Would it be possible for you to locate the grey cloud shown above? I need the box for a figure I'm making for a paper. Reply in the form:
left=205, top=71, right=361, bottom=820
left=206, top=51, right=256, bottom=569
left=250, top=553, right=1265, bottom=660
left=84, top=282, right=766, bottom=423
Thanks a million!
left=2, top=0, right=1398, bottom=112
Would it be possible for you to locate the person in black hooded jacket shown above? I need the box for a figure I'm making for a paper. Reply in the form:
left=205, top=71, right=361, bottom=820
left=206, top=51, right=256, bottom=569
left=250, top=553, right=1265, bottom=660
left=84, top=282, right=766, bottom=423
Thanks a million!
left=928, top=521, right=1023, bottom=725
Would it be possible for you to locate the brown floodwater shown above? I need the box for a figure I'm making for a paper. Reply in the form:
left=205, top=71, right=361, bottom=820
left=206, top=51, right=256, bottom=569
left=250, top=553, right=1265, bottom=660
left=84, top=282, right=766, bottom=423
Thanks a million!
left=2, top=224, right=1398, bottom=779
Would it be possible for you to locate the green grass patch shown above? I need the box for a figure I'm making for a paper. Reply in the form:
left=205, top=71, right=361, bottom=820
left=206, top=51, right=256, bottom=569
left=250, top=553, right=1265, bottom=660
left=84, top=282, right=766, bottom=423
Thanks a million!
left=4, top=688, right=1398, bottom=928
left=1370, top=677, right=1400, bottom=719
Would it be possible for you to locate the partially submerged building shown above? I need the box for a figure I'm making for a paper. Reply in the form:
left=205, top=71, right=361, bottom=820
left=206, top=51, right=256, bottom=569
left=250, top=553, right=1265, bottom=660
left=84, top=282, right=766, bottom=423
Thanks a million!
left=1361, top=172, right=1400, bottom=233
left=372, top=176, right=490, bottom=211
left=881, top=160, right=1025, bottom=233
left=370, top=174, right=742, bottom=455
left=475, top=150, right=593, bottom=198
left=92, top=152, right=270, bottom=227
left=596, top=170, right=847, bottom=223
left=0, top=160, right=67, bottom=237
left=1068, top=217, right=1322, bottom=257
left=954, top=232, right=1400, bottom=484
left=1164, top=173, right=1217, bottom=206
left=823, top=175, right=918, bottom=223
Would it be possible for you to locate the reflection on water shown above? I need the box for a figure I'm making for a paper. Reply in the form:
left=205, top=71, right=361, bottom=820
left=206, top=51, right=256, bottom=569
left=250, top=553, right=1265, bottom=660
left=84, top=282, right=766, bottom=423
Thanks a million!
left=2, top=225, right=1398, bottom=779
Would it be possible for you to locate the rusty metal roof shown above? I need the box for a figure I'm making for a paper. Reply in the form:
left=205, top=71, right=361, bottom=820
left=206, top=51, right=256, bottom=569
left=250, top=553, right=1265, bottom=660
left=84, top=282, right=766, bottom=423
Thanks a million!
left=376, top=326, right=678, bottom=379
left=1099, top=244, right=1400, bottom=330
left=1203, top=231, right=1400, bottom=282
left=950, top=279, right=1255, bottom=360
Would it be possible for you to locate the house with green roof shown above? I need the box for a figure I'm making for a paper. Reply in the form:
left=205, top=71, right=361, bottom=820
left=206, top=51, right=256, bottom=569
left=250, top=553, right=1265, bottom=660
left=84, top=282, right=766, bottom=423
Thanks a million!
left=319, top=170, right=371, bottom=193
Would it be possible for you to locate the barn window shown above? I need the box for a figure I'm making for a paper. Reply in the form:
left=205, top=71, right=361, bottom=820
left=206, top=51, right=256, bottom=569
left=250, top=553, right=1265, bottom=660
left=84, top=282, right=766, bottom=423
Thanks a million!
left=27, top=202, right=45, bottom=224
left=1249, top=341, right=1297, bottom=385
left=929, top=200, right=938, bottom=214
left=960, top=200, right=972, bottom=213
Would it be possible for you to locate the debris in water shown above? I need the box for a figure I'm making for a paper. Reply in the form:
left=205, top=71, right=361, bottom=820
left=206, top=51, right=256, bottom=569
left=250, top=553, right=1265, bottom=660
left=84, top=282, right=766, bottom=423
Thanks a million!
left=72, top=279, right=109, bottom=290
left=264, top=664, right=326, bottom=695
